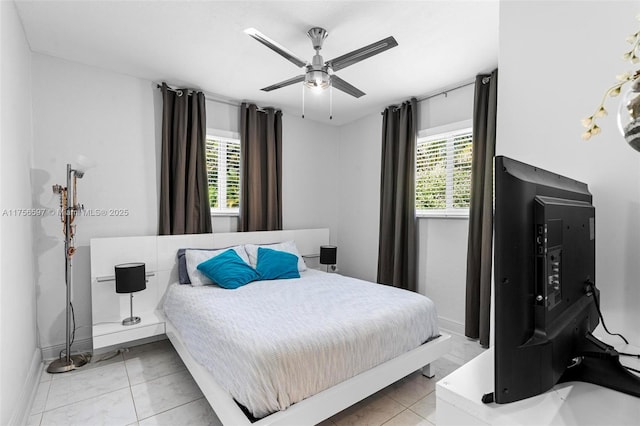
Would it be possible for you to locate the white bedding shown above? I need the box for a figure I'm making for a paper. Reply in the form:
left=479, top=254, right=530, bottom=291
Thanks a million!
left=162, top=270, right=439, bottom=418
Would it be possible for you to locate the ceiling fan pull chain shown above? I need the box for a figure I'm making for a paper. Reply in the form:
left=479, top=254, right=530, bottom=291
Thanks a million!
left=330, top=85, right=333, bottom=120
left=302, top=84, right=305, bottom=119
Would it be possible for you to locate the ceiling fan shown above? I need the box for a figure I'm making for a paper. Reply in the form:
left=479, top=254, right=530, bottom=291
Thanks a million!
left=244, top=27, right=398, bottom=98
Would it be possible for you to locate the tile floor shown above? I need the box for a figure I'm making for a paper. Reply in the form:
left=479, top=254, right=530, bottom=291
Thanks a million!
left=29, top=332, right=485, bottom=426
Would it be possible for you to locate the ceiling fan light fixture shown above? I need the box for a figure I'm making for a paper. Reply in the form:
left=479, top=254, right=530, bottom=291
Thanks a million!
left=304, top=69, right=330, bottom=91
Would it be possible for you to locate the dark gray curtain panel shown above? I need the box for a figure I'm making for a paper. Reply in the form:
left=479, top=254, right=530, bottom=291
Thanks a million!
left=158, top=83, right=212, bottom=235
left=377, top=98, right=418, bottom=291
left=465, top=69, right=498, bottom=347
left=239, top=103, right=283, bottom=232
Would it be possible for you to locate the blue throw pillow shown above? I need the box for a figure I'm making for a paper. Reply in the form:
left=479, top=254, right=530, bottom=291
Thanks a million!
left=256, top=247, right=300, bottom=280
left=197, top=249, right=259, bottom=289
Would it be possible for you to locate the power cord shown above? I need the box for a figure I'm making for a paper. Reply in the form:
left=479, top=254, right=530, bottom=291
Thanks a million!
left=56, top=301, right=92, bottom=365
left=55, top=295, right=129, bottom=364
left=58, top=301, right=78, bottom=359
left=586, top=281, right=640, bottom=375
left=92, top=347, right=129, bottom=363
left=586, top=281, right=629, bottom=345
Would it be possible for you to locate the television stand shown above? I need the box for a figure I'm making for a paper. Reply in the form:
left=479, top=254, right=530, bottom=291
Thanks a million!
left=559, top=332, right=640, bottom=398
left=436, top=342, right=640, bottom=426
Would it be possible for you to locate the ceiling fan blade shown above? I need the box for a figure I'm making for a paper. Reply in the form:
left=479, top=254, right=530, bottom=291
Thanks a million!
left=331, top=75, right=365, bottom=98
left=261, top=75, right=306, bottom=92
left=244, top=28, right=307, bottom=68
left=326, top=36, right=398, bottom=72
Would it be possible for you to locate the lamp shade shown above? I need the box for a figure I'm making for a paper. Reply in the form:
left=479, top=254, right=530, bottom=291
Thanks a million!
left=319, top=245, right=337, bottom=265
left=115, top=263, right=146, bottom=294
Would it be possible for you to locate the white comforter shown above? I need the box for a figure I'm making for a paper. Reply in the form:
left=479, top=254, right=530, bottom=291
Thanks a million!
left=162, top=270, right=439, bottom=418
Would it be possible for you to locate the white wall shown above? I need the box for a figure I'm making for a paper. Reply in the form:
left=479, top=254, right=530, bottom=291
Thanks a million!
left=417, top=84, right=475, bottom=131
left=498, top=1, right=640, bottom=346
left=282, top=115, right=339, bottom=241
left=337, top=85, right=475, bottom=333
left=30, top=54, right=339, bottom=354
left=31, top=54, right=159, bottom=353
left=336, top=112, right=382, bottom=283
left=0, top=1, right=39, bottom=424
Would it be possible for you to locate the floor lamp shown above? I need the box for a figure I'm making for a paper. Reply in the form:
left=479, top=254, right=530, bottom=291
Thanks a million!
left=47, top=161, right=90, bottom=373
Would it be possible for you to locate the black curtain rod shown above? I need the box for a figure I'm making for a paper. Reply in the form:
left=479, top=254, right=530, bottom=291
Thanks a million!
left=416, top=79, right=477, bottom=103
left=156, top=84, right=240, bottom=108
left=415, top=75, right=491, bottom=103
left=156, top=83, right=277, bottom=113
left=381, top=77, right=486, bottom=115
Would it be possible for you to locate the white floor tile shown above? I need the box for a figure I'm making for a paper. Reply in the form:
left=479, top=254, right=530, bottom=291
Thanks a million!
left=131, top=369, right=203, bottom=420
left=409, top=391, right=436, bottom=423
left=124, top=344, right=185, bottom=385
left=26, top=412, right=42, bottom=426
left=431, top=357, right=463, bottom=381
left=138, top=398, right=221, bottom=426
left=45, top=362, right=129, bottom=411
left=332, top=392, right=405, bottom=426
left=40, top=366, right=53, bottom=383
left=382, top=409, right=431, bottom=426
left=30, top=380, right=51, bottom=415
left=41, top=388, right=137, bottom=426
left=385, top=371, right=436, bottom=408
left=449, top=335, right=485, bottom=362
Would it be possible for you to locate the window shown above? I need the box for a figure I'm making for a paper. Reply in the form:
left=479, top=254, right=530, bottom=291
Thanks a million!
left=416, top=124, right=473, bottom=217
left=205, top=134, right=240, bottom=214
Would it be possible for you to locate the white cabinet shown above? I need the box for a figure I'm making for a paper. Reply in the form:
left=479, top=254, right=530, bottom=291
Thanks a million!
left=436, top=347, right=640, bottom=426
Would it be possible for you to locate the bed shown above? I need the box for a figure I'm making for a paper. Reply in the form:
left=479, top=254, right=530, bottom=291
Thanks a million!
left=89, top=229, right=451, bottom=425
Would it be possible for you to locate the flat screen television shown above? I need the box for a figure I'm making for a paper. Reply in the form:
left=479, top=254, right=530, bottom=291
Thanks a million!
left=488, top=155, right=640, bottom=404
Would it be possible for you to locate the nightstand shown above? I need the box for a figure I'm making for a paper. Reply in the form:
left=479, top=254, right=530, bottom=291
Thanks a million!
left=91, top=271, right=166, bottom=350
left=90, top=236, right=166, bottom=351
left=92, top=311, right=165, bottom=349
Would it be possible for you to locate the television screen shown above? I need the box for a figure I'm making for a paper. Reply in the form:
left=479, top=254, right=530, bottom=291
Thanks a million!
left=491, top=156, right=640, bottom=404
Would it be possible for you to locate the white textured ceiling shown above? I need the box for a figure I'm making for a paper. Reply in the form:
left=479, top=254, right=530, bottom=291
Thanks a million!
left=15, top=0, right=499, bottom=126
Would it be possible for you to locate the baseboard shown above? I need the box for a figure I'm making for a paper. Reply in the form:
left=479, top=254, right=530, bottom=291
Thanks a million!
left=40, top=336, right=93, bottom=361
left=438, top=316, right=465, bottom=336
left=41, top=334, right=169, bottom=360
left=9, top=347, right=42, bottom=426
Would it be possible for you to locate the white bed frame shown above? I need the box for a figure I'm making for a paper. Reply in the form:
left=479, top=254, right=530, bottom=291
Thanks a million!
left=90, top=228, right=452, bottom=426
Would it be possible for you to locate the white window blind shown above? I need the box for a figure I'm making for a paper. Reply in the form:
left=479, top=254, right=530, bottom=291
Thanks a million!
left=416, top=127, right=473, bottom=216
left=205, top=135, right=240, bottom=214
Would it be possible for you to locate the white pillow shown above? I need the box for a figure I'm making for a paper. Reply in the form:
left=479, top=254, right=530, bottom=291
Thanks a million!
left=244, top=240, right=307, bottom=272
left=185, top=246, right=250, bottom=286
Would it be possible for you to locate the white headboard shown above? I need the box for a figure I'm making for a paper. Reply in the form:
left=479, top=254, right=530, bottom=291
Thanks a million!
left=90, top=228, right=329, bottom=349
